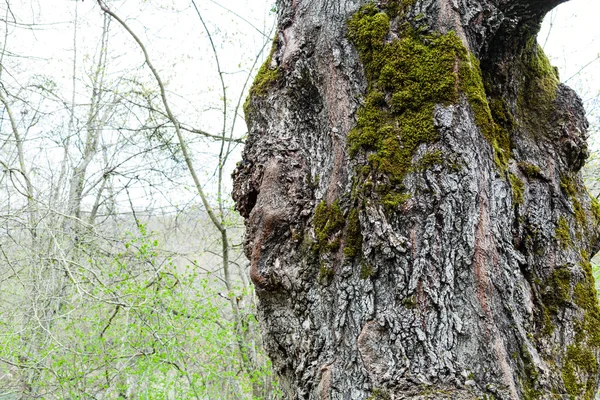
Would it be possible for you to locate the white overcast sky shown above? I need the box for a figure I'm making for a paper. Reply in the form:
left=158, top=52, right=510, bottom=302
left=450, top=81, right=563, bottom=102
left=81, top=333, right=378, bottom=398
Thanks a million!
left=2, top=0, right=275, bottom=209
left=1, top=0, right=598, bottom=207
left=540, top=0, right=600, bottom=135
left=4, top=0, right=598, bottom=139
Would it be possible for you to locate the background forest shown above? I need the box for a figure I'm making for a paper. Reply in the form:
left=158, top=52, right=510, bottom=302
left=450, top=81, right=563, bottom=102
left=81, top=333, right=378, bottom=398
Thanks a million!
left=0, top=0, right=597, bottom=399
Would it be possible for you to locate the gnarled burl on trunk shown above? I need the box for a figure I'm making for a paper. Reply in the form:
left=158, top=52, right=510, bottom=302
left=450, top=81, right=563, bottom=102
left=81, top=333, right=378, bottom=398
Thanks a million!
left=232, top=0, right=600, bottom=398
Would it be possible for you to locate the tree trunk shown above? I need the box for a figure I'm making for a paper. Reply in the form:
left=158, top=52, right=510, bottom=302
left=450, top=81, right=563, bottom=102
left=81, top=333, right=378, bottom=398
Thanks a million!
left=233, top=0, right=600, bottom=398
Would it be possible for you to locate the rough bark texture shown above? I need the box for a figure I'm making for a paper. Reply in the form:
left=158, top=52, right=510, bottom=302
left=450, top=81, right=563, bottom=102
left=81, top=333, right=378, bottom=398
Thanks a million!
left=232, top=0, right=600, bottom=398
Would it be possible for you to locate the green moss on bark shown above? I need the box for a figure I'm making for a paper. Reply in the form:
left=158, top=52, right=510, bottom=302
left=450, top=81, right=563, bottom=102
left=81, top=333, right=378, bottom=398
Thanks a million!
left=520, top=40, right=559, bottom=109
left=344, top=208, right=363, bottom=258
left=509, top=173, right=524, bottom=205
left=367, top=388, right=391, bottom=400
left=347, top=3, right=520, bottom=211
left=413, top=150, right=444, bottom=171
left=459, top=54, right=511, bottom=170
left=558, top=253, right=600, bottom=399
left=555, top=216, right=572, bottom=249
left=574, top=255, right=600, bottom=347
left=560, top=174, right=587, bottom=233
left=360, top=263, right=374, bottom=279
left=244, top=36, right=280, bottom=117
left=319, top=263, right=335, bottom=285
left=517, top=40, right=559, bottom=137
left=590, top=195, right=600, bottom=223
left=347, top=5, right=473, bottom=207
left=520, top=345, right=542, bottom=399
left=562, top=343, right=598, bottom=400
left=402, top=295, right=417, bottom=309
left=545, top=266, right=572, bottom=312
left=314, top=200, right=345, bottom=253
left=539, top=265, right=571, bottom=336
left=518, top=162, right=542, bottom=179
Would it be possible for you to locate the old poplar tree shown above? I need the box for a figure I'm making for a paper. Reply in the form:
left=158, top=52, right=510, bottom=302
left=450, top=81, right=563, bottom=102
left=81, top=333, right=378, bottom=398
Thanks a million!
left=233, top=0, right=600, bottom=398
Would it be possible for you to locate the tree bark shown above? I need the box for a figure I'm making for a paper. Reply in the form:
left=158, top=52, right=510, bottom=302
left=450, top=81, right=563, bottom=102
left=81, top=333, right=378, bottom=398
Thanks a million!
left=233, top=0, right=600, bottom=398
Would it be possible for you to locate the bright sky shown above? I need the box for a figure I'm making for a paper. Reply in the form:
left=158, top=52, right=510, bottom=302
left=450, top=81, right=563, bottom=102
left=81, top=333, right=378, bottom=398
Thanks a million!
left=540, top=0, right=600, bottom=137
left=1, top=0, right=275, bottom=211
left=0, top=0, right=598, bottom=210
left=4, top=0, right=596, bottom=124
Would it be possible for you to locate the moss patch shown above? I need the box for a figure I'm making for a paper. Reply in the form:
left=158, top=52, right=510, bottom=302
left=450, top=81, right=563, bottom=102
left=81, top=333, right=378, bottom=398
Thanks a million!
left=402, top=295, right=417, bottom=309
left=314, top=200, right=345, bottom=253
left=559, top=253, right=600, bottom=399
left=520, top=345, right=542, bottom=399
left=590, top=195, right=600, bottom=223
left=459, top=54, right=511, bottom=171
left=318, top=263, right=335, bottom=285
left=518, top=162, right=542, bottom=179
left=516, top=39, right=559, bottom=138
left=344, top=208, right=363, bottom=258
left=534, top=251, right=600, bottom=397
left=367, top=388, right=391, bottom=400
left=347, top=3, right=517, bottom=212
left=555, top=216, right=572, bottom=249
left=360, top=263, right=374, bottom=279
left=560, top=174, right=587, bottom=231
left=509, top=173, right=524, bottom=205
left=244, top=36, right=280, bottom=117
left=544, top=266, right=572, bottom=312
left=538, top=265, right=572, bottom=336
left=574, top=255, right=600, bottom=347
left=347, top=5, right=470, bottom=207
left=520, top=40, right=559, bottom=111
left=412, top=150, right=444, bottom=171
left=562, top=343, right=598, bottom=400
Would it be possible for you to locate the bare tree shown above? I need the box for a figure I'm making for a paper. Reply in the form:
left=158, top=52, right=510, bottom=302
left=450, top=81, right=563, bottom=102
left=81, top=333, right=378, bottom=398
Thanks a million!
left=0, top=0, right=279, bottom=398
left=95, top=0, right=279, bottom=397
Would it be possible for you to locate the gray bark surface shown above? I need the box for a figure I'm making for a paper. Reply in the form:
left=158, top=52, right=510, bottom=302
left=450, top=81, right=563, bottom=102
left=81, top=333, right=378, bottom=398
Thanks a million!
left=233, top=0, right=600, bottom=398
